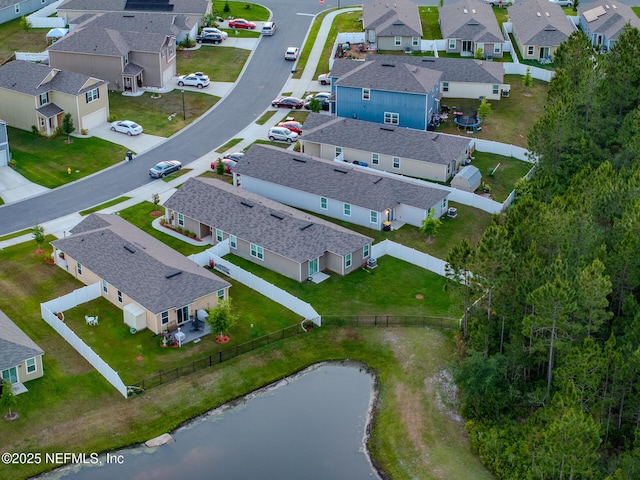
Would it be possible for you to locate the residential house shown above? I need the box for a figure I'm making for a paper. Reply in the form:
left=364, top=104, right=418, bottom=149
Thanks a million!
left=301, top=113, right=471, bottom=182
left=0, top=60, right=109, bottom=135
left=48, top=13, right=178, bottom=93
left=0, top=310, right=44, bottom=388
left=509, top=0, right=575, bottom=62
left=0, top=0, right=58, bottom=25
left=0, top=119, right=9, bottom=166
left=329, top=55, right=508, bottom=129
left=362, top=0, right=423, bottom=51
left=232, top=144, right=450, bottom=230
left=578, top=0, right=640, bottom=51
left=57, top=0, right=211, bottom=25
left=51, top=213, right=231, bottom=334
left=164, top=178, right=374, bottom=281
left=439, top=0, right=505, bottom=58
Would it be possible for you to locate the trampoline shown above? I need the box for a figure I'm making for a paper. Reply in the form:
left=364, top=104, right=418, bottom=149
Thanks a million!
left=454, top=115, right=481, bottom=128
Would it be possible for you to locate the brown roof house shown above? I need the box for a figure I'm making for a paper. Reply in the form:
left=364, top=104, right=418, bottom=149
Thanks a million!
left=578, top=0, right=640, bottom=51
left=164, top=178, right=374, bottom=281
left=439, top=0, right=505, bottom=58
left=301, top=113, right=471, bottom=182
left=51, top=213, right=231, bottom=334
left=48, top=12, right=179, bottom=93
left=0, top=60, right=109, bottom=135
left=509, top=0, right=576, bottom=62
left=0, top=310, right=44, bottom=390
left=362, top=0, right=423, bottom=51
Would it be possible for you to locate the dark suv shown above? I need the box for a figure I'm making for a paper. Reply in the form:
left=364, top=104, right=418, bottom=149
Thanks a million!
left=197, top=33, right=224, bottom=44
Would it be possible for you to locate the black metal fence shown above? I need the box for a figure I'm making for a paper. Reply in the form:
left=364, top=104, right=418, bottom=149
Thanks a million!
left=322, top=315, right=459, bottom=330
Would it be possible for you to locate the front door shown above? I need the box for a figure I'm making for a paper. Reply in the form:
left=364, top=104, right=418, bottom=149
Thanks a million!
left=462, top=41, right=472, bottom=53
left=309, top=257, right=319, bottom=276
left=539, top=47, right=549, bottom=59
left=1, top=367, right=18, bottom=384
left=176, top=305, right=189, bottom=324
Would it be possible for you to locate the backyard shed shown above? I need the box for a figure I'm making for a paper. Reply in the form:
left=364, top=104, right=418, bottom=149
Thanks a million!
left=46, top=28, right=68, bottom=44
left=451, top=165, right=482, bottom=192
left=123, top=303, right=146, bottom=332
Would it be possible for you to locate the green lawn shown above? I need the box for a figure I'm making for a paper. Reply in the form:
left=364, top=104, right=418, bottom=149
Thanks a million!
left=176, top=46, right=250, bottom=82
left=469, top=152, right=533, bottom=202
left=220, top=27, right=260, bottom=37
left=418, top=6, right=442, bottom=39
left=0, top=18, right=49, bottom=64
left=256, top=111, right=278, bottom=125
left=8, top=127, right=129, bottom=188
left=292, top=8, right=339, bottom=80
left=79, top=197, right=131, bottom=216
left=212, top=0, right=270, bottom=21
left=315, top=10, right=364, bottom=79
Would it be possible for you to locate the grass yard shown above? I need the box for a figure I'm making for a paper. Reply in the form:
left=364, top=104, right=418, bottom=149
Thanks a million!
left=176, top=46, right=250, bottom=83
left=252, top=139, right=295, bottom=149
left=216, top=138, right=244, bottom=153
left=292, top=8, right=338, bottom=79
left=469, top=152, right=533, bottom=202
left=220, top=28, right=260, bottom=38
left=418, top=6, right=442, bottom=39
left=79, top=196, right=131, bottom=216
left=0, top=18, right=48, bottom=64
left=255, top=111, right=278, bottom=125
left=278, top=109, right=309, bottom=124
left=108, top=90, right=219, bottom=138
left=211, top=0, right=270, bottom=21
left=8, top=127, right=129, bottom=188
left=315, top=10, right=364, bottom=80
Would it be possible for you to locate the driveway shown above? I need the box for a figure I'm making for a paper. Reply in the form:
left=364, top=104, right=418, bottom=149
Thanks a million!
left=87, top=124, right=166, bottom=154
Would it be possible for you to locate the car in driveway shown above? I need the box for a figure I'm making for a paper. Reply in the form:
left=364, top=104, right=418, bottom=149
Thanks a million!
left=271, top=96, right=304, bottom=109
left=149, top=160, right=182, bottom=178
left=210, top=158, right=237, bottom=173
left=177, top=73, right=210, bottom=88
left=317, top=73, right=331, bottom=85
left=197, top=32, right=224, bottom=44
left=284, top=47, right=299, bottom=61
left=547, top=0, right=573, bottom=6
left=304, top=98, right=330, bottom=111
left=268, top=126, right=299, bottom=143
left=201, top=27, right=229, bottom=39
left=110, top=120, right=143, bottom=136
left=228, top=18, right=256, bottom=29
left=483, top=0, right=513, bottom=4
left=222, top=152, right=244, bottom=162
left=278, top=121, right=303, bottom=135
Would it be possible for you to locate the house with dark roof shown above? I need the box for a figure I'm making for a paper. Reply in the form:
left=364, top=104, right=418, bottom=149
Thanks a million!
left=0, top=0, right=57, bottom=25
left=508, top=0, right=575, bottom=61
left=301, top=113, right=471, bottom=182
left=164, top=178, right=374, bottom=281
left=232, top=144, right=450, bottom=230
left=362, top=0, right=423, bottom=51
left=329, top=55, right=508, bottom=129
left=578, top=0, right=640, bottom=51
left=51, top=213, right=231, bottom=334
left=439, top=0, right=505, bottom=58
left=0, top=60, right=109, bottom=135
left=0, top=310, right=44, bottom=389
left=48, top=12, right=179, bottom=93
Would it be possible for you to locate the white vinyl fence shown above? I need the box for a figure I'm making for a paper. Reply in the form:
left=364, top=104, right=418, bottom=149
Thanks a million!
left=373, top=240, right=448, bottom=276
left=27, top=1, right=65, bottom=28
left=41, top=283, right=128, bottom=398
left=15, top=52, right=49, bottom=62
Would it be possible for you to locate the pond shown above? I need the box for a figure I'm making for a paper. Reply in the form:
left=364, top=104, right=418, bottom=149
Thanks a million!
left=40, top=363, right=381, bottom=480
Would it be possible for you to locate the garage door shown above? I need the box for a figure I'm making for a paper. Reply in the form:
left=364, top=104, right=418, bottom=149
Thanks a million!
left=82, top=108, right=107, bottom=131
left=162, top=64, right=176, bottom=89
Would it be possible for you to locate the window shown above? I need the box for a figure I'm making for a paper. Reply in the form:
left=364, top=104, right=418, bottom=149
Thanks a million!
left=217, top=289, right=225, bottom=299
left=26, top=357, right=37, bottom=374
left=335, top=146, right=342, bottom=157
left=14, top=4, right=20, bottom=14
left=161, top=311, right=169, bottom=325
left=371, top=153, right=379, bottom=165
left=363, top=244, right=369, bottom=259
left=345, top=253, right=352, bottom=268
left=178, top=213, right=184, bottom=227
left=442, top=82, right=449, bottom=92
left=117, top=290, right=123, bottom=304
left=76, top=263, right=82, bottom=276
left=320, top=197, right=327, bottom=210
left=449, top=39, right=456, bottom=50
left=85, top=88, right=99, bottom=103
left=362, top=88, right=370, bottom=100
left=216, top=229, right=223, bottom=242
left=384, top=112, right=399, bottom=125
left=494, top=44, right=501, bottom=54
left=123, top=52, right=129, bottom=66
left=344, top=203, right=351, bottom=216
left=230, top=235, right=237, bottom=249
left=393, top=156, right=400, bottom=169
left=493, top=84, right=499, bottom=94
left=39, top=92, right=48, bottom=106
left=527, top=46, right=534, bottom=56
left=370, top=211, right=378, bottom=224
left=412, top=37, right=419, bottom=47
left=102, top=279, right=108, bottom=293
left=395, top=36, right=402, bottom=46
left=250, top=243, right=264, bottom=260
left=442, top=197, right=448, bottom=209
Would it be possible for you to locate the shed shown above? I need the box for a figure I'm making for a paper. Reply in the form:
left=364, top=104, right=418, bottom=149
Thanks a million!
left=46, top=28, right=69, bottom=44
left=451, top=165, right=482, bottom=192
left=123, top=303, right=146, bottom=332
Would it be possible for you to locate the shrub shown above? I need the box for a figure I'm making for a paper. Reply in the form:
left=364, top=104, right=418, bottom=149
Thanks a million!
left=81, top=128, right=89, bottom=135
left=223, top=0, right=230, bottom=12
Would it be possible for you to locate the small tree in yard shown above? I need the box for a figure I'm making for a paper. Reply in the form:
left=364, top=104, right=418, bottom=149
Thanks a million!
left=420, top=208, right=442, bottom=243
left=522, top=67, right=533, bottom=92
left=32, top=224, right=45, bottom=251
left=308, top=98, right=322, bottom=113
left=224, top=0, right=230, bottom=12
left=62, top=113, right=75, bottom=142
left=216, top=159, right=225, bottom=175
left=1, top=381, right=17, bottom=420
left=207, top=298, right=238, bottom=342
left=152, top=192, right=160, bottom=208
left=474, top=47, right=483, bottom=60
left=478, top=97, right=492, bottom=122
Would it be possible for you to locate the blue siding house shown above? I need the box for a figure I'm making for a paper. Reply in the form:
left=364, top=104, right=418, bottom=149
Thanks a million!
left=0, top=0, right=58, bottom=25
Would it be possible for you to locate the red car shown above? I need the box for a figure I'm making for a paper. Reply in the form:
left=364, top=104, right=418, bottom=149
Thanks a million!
left=228, top=18, right=256, bottom=29
left=271, top=97, right=304, bottom=109
left=278, top=121, right=303, bottom=135
left=210, top=158, right=237, bottom=173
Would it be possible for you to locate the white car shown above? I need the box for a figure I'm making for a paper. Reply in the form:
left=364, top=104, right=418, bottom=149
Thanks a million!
left=305, top=92, right=331, bottom=102
left=548, top=0, right=573, bottom=6
left=268, top=126, right=299, bottom=143
left=110, top=120, right=143, bottom=136
left=284, top=47, right=299, bottom=61
left=200, top=27, right=229, bottom=39
left=317, top=73, right=331, bottom=85
left=483, top=0, right=513, bottom=5
left=177, top=73, right=210, bottom=88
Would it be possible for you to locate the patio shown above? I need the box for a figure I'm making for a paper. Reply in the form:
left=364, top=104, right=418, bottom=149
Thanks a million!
left=164, top=318, right=212, bottom=346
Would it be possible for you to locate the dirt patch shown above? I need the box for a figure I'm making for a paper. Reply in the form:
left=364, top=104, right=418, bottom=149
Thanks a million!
left=415, top=294, right=424, bottom=300
left=33, top=249, right=45, bottom=255
left=149, top=211, right=163, bottom=217
left=425, top=370, right=463, bottom=425
left=395, top=383, right=430, bottom=466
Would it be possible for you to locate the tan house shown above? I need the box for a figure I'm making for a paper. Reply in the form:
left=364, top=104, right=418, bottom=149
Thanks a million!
left=0, top=310, right=44, bottom=390
left=362, top=0, right=423, bottom=51
left=0, top=60, right=109, bottom=136
left=51, top=213, right=231, bottom=335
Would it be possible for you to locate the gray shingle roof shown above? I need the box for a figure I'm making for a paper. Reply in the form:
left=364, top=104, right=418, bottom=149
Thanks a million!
left=335, top=59, right=442, bottom=94
left=164, top=178, right=372, bottom=262
left=578, top=0, right=640, bottom=40
left=52, top=214, right=230, bottom=314
left=72, top=11, right=195, bottom=36
left=58, top=0, right=209, bottom=16
left=508, top=0, right=575, bottom=46
left=233, top=144, right=448, bottom=212
left=302, top=113, right=470, bottom=166
left=362, top=0, right=423, bottom=37
left=439, top=0, right=503, bottom=43
left=0, top=60, right=106, bottom=97
left=0, top=310, right=43, bottom=372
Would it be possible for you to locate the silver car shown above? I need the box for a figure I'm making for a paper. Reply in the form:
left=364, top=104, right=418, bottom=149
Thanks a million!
left=149, top=160, right=182, bottom=178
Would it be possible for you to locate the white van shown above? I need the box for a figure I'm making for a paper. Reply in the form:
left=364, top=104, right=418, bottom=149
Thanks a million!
left=201, top=27, right=228, bottom=39
left=261, top=22, right=276, bottom=35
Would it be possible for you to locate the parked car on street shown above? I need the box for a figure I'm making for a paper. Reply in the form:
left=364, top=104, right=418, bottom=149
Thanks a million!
left=547, top=0, right=573, bottom=6
left=228, top=18, right=256, bottom=29
left=210, top=158, right=237, bottom=173
left=268, top=126, right=299, bottom=143
left=201, top=27, right=229, bottom=39
left=261, top=22, right=276, bottom=35
left=177, top=73, right=210, bottom=88
left=149, top=160, right=182, bottom=178
left=483, top=0, right=513, bottom=5
left=197, top=32, right=224, bottom=44
left=271, top=96, right=304, bottom=109
left=278, top=121, right=303, bottom=135
left=317, top=73, right=331, bottom=85
left=284, top=47, right=299, bottom=61
left=110, top=120, right=143, bottom=136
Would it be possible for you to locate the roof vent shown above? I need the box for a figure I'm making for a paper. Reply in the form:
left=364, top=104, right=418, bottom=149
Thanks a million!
left=333, top=168, right=348, bottom=174
left=165, top=270, right=182, bottom=279
left=292, top=157, right=307, bottom=163
left=471, top=9, right=476, bottom=14
left=381, top=63, right=395, bottom=67
left=536, top=11, right=541, bottom=16
left=545, top=11, right=550, bottom=16
left=463, top=8, right=468, bottom=13
left=124, top=244, right=136, bottom=253
left=271, top=213, right=284, bottom=220
left=240, top=201, right=254, bottom=208
left=380, top=126, right=395, bottom=131
left=300, top=223, right=314, bottom=231
left=373, top=177, right=383, bottom=184
left=422, top=58, right=435, bottom=62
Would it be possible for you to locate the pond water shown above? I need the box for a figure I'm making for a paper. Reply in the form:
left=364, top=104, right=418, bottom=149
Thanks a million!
left=39, top=363, right=381, bottom=480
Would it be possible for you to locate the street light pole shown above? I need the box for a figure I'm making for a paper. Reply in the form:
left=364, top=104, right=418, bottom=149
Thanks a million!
left=181, top=89, right=185, bottom=120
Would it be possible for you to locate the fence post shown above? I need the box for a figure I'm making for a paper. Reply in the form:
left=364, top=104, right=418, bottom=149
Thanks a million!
left=219, top=351, right=222, bottom=363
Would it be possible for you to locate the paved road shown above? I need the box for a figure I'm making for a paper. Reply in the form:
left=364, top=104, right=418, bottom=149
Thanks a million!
left=0, top=0, right=337, bottom=235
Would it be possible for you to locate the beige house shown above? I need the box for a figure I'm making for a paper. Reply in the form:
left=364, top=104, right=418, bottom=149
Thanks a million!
left=0, top=60, right=109, bottom=135
left=0, top=310, right=44, bottom=390
left=362, top=0, right=423, bottom=51
left=51, top=214, right=231, bottom=335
